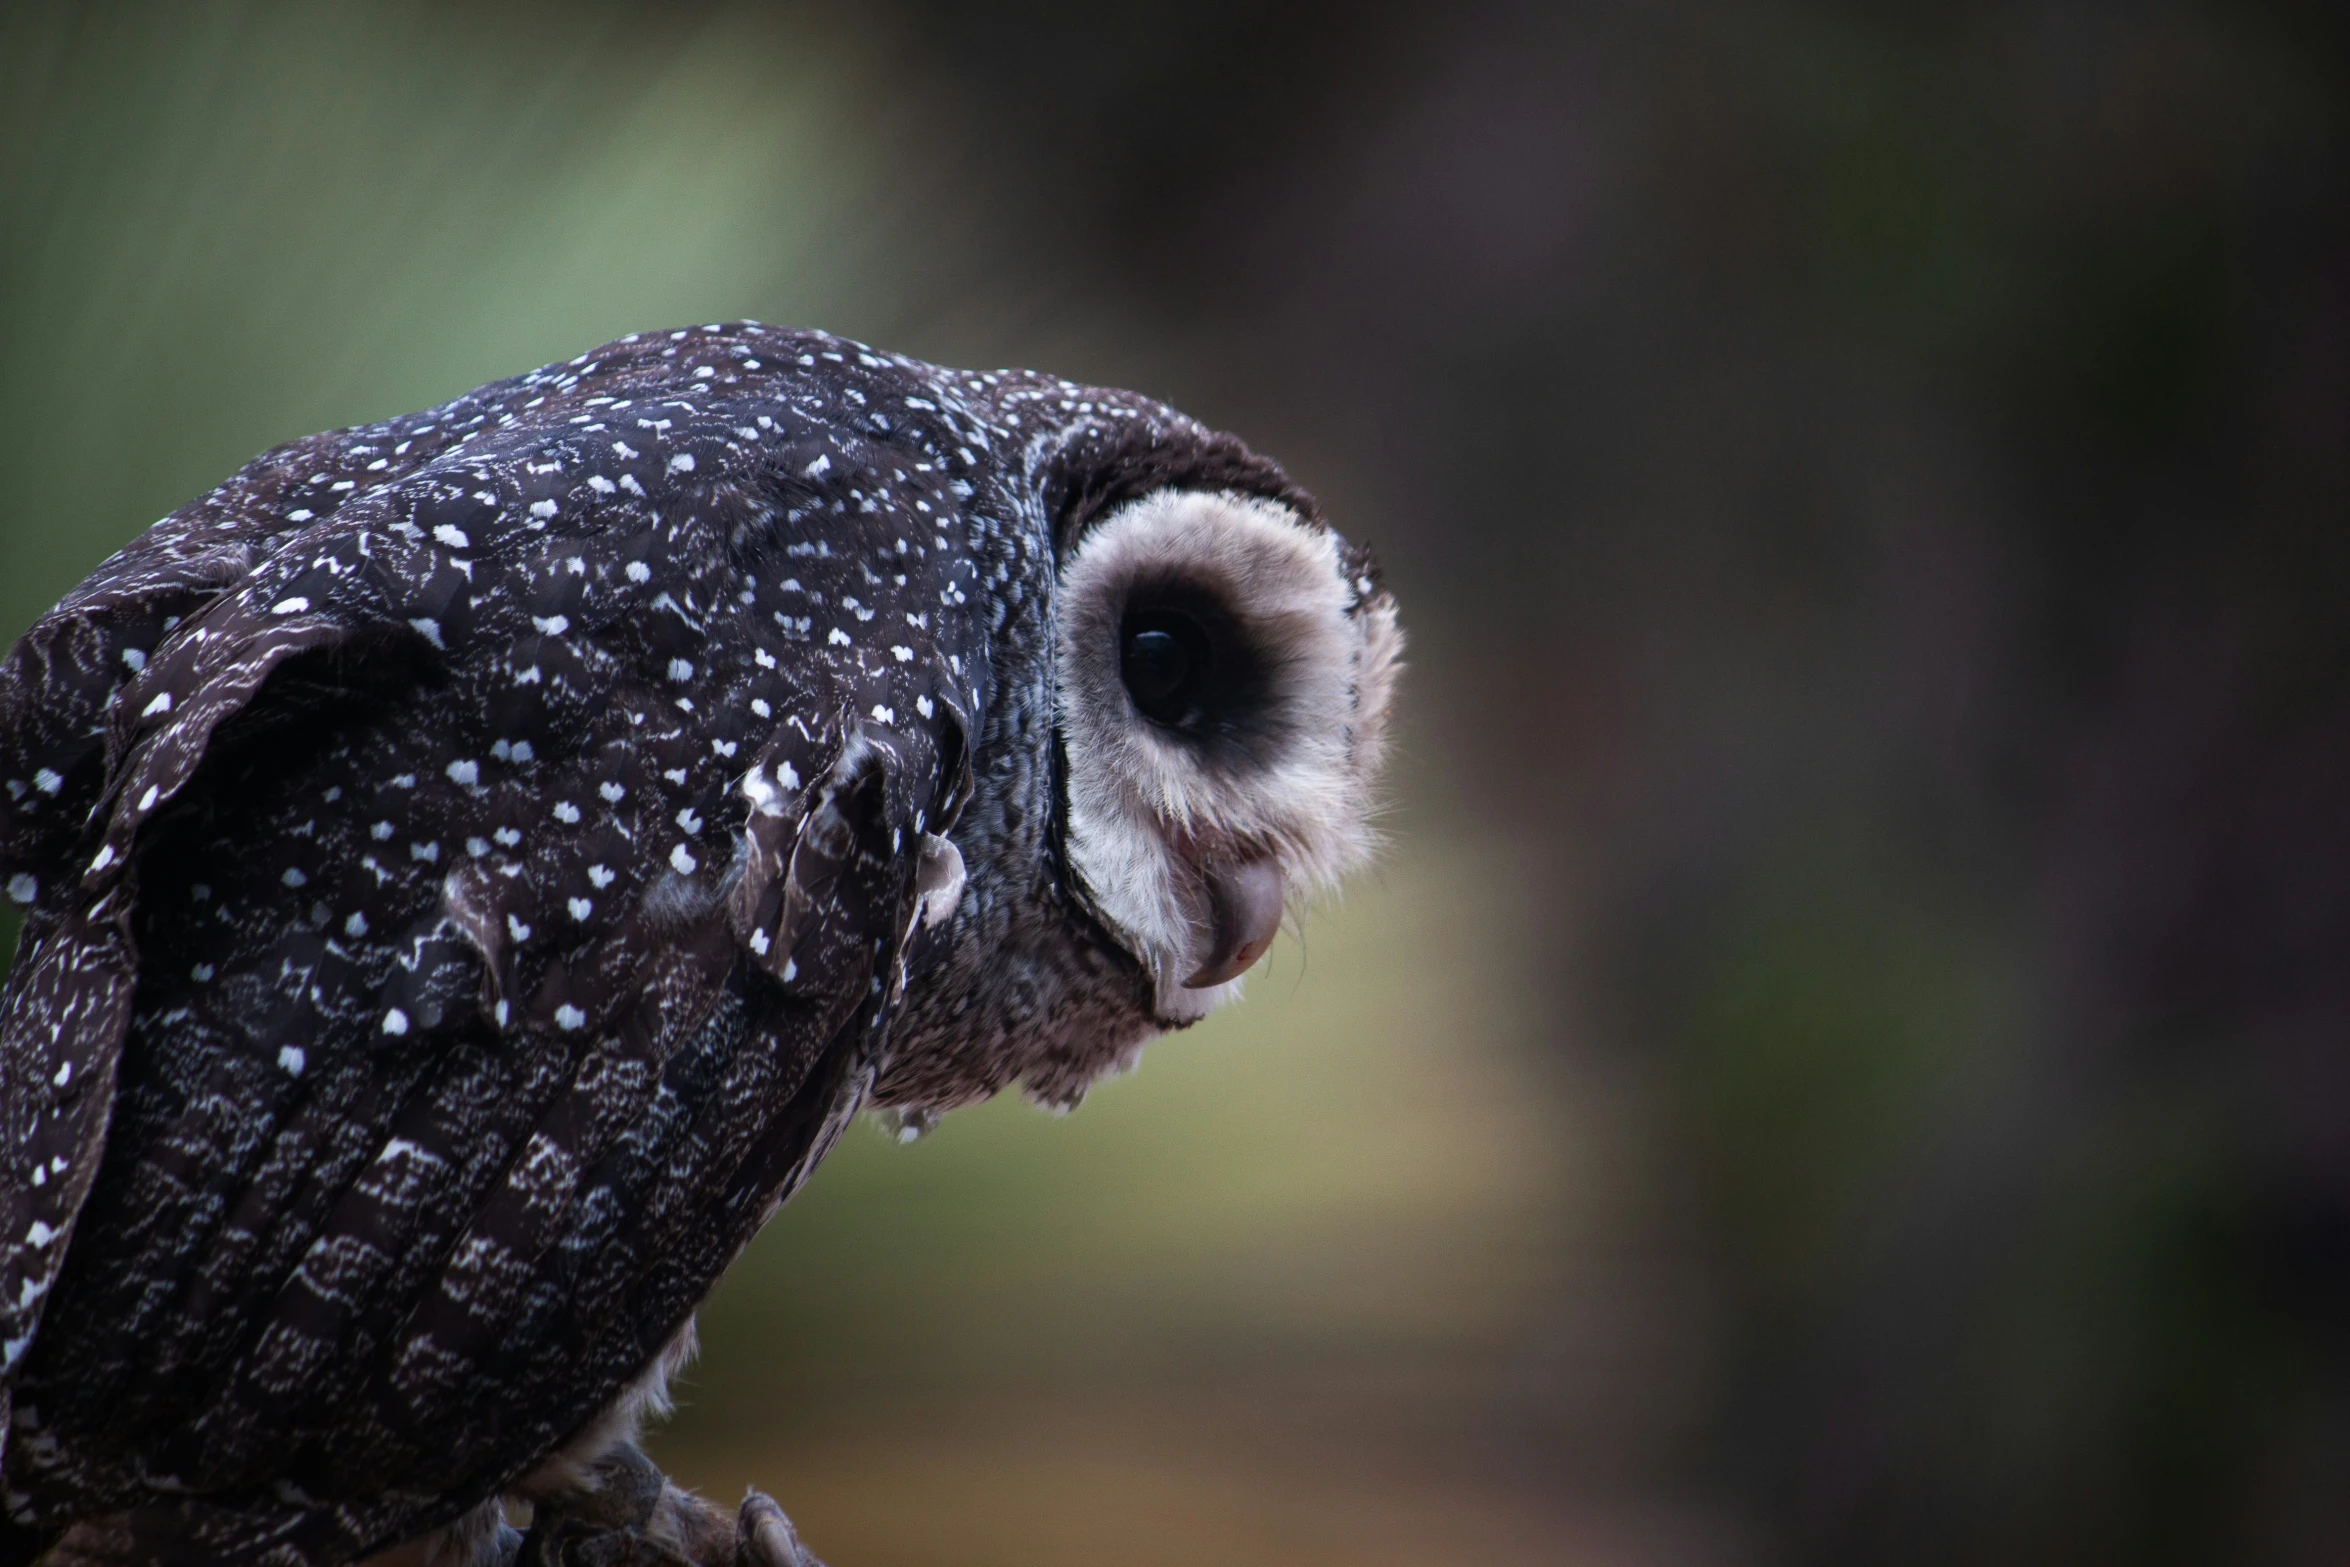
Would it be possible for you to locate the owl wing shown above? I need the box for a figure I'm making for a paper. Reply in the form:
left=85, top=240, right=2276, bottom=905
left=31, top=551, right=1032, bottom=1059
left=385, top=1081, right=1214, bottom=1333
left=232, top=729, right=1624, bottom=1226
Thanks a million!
left=0, top=406, right=491, bottom=1399
left=0, top=356, right=984, bottom=1562
left=0, top=395, right=518, bottom=888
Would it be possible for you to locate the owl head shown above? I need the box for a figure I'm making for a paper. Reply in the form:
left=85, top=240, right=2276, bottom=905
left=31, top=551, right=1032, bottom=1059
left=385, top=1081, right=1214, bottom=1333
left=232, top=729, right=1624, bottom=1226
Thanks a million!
left=1053, top=488, right=1402, bottom=1025
left=868, top=376, right=1402, bottom=1116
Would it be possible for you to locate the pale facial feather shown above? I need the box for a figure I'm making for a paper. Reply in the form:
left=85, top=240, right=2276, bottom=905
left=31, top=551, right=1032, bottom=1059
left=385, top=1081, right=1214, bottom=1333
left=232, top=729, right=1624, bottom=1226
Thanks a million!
left=1055, top=489, right=1400, bottom=1021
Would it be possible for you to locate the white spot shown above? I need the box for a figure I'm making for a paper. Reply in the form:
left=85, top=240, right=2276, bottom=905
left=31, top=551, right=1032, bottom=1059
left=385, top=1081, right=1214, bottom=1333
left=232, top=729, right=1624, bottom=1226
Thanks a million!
left=32, top=768, right=61, bottom=795
left=668, top=658, right=695, bottom=682
left=52, top=1059, right=70, bottom=1088
left=371, top=820, right=395, bottom=840
left=88, top=844, right=115, bottom=874
left=533, top=614, right=570, bottom=635
left=6, top=874, right=35, bottom=904
left=141, top=692, right=172, bottom=718
left=555, top=1003, right=588, bottom=1030
left=344, top=912, right=368, bottom=937
left=754, top=647, right=777, bottom=669
left=782, top=957, right=797, bottom=982
left=528, top=499, right=558, bottom=520
left=494, top=999, right=511, bottom=1028
left=828, top=628, right=852, bottom=647
left=446, top=759, right=479, bottom=786
left=271, top=597, right=310, bottom=615
left=915, top=694, right=934, bottom=719
left=669, top=453, right=696, bottom=473
left=433, top=524, right=471, bottom=549
left=751, top=698, right=771, bottom=718
left=891, top=645, right=913, bottom=662
left=749, top=927, right=770, bottom=955
left=408, top=617, right=444, bottom=649
left=776, top=761, right=801, bottom=790
left=553, top=800, right=581, bottom=824
left=804, top=454, right=830, bottom=478
left=588, top=474, right=616, bottom=495
left=664, top=768, right=689, bottom=786
left=494, top=827, right=522, bottom=847
left=626, top=560, right=651, bottom=583
left=508, top=913, right=532, bottom=941
left=588, top=864, right=615, bottom=889
left=613, top=441, right=639, bottom=459
left=382, top=1008, right=410, bottom=1036
left=191, top=961, right=216, bottom=981
left=26, top=1222, right=55, bottom=1250
left=409, top=841, right=439, bottom=863
left=669, top=843, right=698, bottom=874
left=282, top=866, right=307, bottom=887
left=600, top=781, right=625, bottom=802
left=121, top=647, right=146, bottom=672
left=676, top=807, right=703, bottom=833
left=568, top=896, right=593, bottom=920
left=278, top=1046, right=306, bottom=1076
left=871, top=704, right=894, bottom=725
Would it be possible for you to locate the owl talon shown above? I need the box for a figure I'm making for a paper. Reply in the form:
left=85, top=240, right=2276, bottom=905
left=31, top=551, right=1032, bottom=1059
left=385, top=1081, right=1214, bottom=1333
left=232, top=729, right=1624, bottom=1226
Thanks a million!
left=735, top=1492, right=822, bottom=1567
left=514, top=1443, right=763, bottom=1567
left=510, top=1446, right=820, bottom=1567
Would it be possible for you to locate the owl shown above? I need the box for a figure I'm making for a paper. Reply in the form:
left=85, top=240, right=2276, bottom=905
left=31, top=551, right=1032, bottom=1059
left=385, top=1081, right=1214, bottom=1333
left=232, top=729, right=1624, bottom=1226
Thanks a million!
left=0, top=324, right=1401, bottom=1567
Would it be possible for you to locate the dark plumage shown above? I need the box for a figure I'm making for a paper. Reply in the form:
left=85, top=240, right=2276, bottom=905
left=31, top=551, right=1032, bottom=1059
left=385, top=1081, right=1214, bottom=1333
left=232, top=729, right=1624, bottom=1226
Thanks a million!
left=0, top=324, right=1399, bottom=1567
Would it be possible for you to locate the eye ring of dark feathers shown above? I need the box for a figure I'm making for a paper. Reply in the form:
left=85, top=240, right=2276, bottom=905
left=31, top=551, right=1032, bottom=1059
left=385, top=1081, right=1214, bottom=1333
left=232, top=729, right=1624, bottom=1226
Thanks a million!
left=1115, top=584, right=1273, bottom=744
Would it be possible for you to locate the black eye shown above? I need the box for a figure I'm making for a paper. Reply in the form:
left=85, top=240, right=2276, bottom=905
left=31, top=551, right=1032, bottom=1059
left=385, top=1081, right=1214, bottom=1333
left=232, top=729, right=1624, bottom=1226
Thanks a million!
left=1120, top=610, right=1213, bottom=727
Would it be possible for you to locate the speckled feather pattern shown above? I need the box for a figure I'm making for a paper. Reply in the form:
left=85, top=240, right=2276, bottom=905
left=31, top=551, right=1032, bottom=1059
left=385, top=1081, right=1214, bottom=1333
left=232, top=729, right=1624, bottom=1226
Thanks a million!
left=0, top=323, right=1361, bottom=1567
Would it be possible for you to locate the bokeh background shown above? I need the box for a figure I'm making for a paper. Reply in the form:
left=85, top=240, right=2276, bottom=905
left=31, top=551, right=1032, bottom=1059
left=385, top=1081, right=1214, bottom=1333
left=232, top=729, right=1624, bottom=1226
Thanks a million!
left=7, top=2, right=2350, bottom=1562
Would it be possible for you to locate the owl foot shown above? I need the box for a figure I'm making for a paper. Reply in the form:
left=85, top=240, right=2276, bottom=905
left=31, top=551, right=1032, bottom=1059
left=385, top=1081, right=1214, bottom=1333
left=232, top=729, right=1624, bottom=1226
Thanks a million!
left=730, top=1495, right=822, bottom=1567
left=510, top=1443, right=823, bottom=1567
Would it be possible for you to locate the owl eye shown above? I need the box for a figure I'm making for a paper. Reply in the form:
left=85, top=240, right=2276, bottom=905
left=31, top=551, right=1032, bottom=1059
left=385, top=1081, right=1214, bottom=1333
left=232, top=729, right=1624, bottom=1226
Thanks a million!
left=1120, top=610, right=1213, bottom=727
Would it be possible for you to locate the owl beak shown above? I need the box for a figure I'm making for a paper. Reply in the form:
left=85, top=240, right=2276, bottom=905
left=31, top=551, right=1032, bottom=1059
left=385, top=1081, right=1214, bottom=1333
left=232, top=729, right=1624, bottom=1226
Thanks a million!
left=1183, top=857, right=1286, bottom=988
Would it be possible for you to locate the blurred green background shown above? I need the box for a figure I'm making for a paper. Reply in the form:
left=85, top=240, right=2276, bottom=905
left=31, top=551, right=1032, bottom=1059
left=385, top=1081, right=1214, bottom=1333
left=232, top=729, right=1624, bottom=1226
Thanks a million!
left=9, top=2, right=2350, bottom=1562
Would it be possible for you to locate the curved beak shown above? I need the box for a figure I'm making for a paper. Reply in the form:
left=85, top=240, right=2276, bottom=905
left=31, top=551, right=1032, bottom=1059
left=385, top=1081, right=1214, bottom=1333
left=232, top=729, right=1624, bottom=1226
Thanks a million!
left=1183, top=857, right=1286, bottom=988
